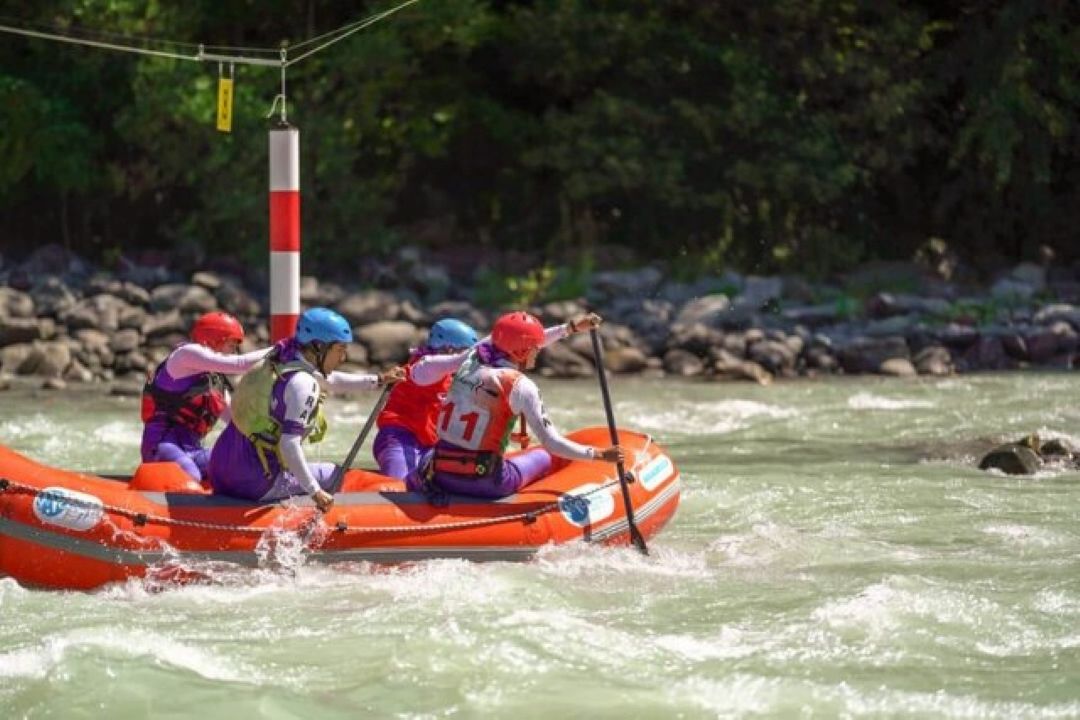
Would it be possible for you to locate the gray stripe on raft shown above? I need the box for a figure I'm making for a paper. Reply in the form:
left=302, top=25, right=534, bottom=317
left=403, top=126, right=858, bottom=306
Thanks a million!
left=0, top=517, right=539, bottom=566
left=0, top=475, right=680, bottom=569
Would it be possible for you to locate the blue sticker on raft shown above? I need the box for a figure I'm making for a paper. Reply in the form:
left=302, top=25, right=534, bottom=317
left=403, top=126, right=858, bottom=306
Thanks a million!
left=33, top=487, right=104, bottom=532
left=559, top=484, right=615, bottom=527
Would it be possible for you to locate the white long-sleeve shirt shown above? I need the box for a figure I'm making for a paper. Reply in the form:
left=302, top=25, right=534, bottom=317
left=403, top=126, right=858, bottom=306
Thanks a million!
left=164, top=343, right=272, bottom=424
left=507, top=374, right=595, bottom=461
left=278, top=360, right=383, bottom=495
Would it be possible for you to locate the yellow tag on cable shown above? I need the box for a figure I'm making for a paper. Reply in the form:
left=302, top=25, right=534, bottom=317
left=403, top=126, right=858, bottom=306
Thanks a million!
left=216, top=74, right=234, bottom=133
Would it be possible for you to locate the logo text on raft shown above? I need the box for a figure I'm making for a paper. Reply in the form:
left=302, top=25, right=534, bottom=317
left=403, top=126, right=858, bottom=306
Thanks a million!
left=559, top=483, right=615, bottom=527
left=639, top=455, right=674, bottom=491
left=32, top=487, right=104, bottom=532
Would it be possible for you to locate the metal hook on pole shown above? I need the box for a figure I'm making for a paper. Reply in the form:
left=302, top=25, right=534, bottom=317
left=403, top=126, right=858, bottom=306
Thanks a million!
left=266, top=48, right=289, bottom=124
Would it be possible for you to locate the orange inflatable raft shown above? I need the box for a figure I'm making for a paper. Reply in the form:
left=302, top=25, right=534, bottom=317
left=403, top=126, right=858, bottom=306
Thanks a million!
left=0, top=427, right=680, bottom=590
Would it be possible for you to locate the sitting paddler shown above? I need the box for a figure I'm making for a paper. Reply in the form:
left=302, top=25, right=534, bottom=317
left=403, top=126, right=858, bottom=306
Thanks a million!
left=140, top=311, right=271, bottom=482
left=209, top=307, right=404, bottom=512
left=373, top=314, right=600, bottom=480
left=408, top=311, right=623, bottom=499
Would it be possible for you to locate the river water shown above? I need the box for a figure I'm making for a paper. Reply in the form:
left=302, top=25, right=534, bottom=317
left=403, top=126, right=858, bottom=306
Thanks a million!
left=2, top=374, right=1080, bottom=718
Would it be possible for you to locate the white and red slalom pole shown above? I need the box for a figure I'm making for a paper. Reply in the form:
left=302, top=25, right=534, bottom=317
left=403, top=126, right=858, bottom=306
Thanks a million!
left=269, top=123, right=300, bottom=341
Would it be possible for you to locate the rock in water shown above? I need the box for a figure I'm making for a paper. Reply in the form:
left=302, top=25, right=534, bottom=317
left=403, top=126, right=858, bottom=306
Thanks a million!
left=978, top=444, right=1041, bottom=475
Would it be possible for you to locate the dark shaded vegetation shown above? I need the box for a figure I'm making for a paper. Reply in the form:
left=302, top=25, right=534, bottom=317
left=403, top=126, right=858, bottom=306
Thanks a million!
left=2, top=1, right=1079, bottom=280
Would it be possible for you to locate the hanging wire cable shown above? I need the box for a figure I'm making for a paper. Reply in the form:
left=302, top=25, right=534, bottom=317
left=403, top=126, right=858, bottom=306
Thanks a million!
left=284, top=0, right=421, bottom=66
left=0, top=13, right=204, bottom=51
left=0, top=0, right=422, bottom=68
left=0, top=22, right=199, bottom=63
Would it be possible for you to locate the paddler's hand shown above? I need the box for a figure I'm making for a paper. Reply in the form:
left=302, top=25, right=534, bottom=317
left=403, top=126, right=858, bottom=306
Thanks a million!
left=379, top=366, right=406, bottom=386
left=595, top=445, right=624, bottom=463
left=567, top=313, right=602, bottom=334
left=312, top=489, right=335, bottom=513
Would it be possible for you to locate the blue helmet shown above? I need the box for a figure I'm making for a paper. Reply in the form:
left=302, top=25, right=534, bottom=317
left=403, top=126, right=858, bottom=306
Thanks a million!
left=428, top=317, right=478, bottom=350
left=295, top=307, right=353, bottom=345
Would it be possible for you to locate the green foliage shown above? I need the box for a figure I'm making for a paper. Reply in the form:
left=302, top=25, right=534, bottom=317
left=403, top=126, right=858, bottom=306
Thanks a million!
left=1, top=1, right=1080, bottom=275
left=473, top=256, right=592, bottom=310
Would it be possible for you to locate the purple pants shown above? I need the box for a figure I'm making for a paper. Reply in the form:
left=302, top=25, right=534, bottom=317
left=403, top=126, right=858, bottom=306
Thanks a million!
left=152, top=443, right=210, bottom=482
left=373, top=426, right=428, bottom=481
left=142, top=421, right=208, bottom=481
left=408, top=447, right=554, bottom=499
left=209, top=422, right=337, bottom=501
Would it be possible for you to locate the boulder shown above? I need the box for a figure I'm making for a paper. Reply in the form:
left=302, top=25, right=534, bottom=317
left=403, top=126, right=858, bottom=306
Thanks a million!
left=215, top=281, right=262, bottom=317
left=30, top=276, right=78, bottom=317
left=1033, top=304, right=1080, bottom=329
left=675, top=294, right=731, bottom=327
left=805, top=346, right=838, bottom=372
left=142, top=310, right=188, bottom=339
left=299, top=276, right=346, bottom=307
left=961, top=336, right=1011, bottom=371
left=913, top=346, right=953, bottom=376
left=879, top=358, right=917, bottom=377
left=748, top=339, right=797, bottom=376
left=662, top=349, right=704, bottom=377
left=355, top=321, right=420, bottom=364
left=150, top=284, right=217, bottom=314
left=0, top=316, right=55, bottom=347
left=427, top=301, right=488, bottom=333
left=336, top=290, right=400, bottom=326
left=118, top=305, right=148, bottom=331
left=22, top=341, right=72, bottom=378
left=536, top=342, right=594, bottom=379
left=838, top=336, right=910, bottom=374
left=63, top=358, right=94, bottom=383
left=0, top=287, right=35, bottom=318
left=979, top=442, right=1040, bottom=475
left=603, top=346, right=649, bottom=374
left=538, top=300, right=588, bottom=325
left=0, top=343, right=35, bottom=375
left=110, top=328, right=142, bottom=354
left=666, top=322, right=723, bottom=357
left=62, top=294, right=137, bottom=332
left=713, top=350, right=772, bottom=385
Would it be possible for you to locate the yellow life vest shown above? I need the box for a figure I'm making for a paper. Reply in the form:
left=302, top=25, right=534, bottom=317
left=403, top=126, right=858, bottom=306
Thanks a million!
left=231, top=354, right=328, bottom=476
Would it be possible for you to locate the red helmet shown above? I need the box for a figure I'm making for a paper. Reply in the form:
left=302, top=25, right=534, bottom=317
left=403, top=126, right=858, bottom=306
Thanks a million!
left=491, top=311, right=545, bottom=363
left=191, top=311, right=245, bottom=350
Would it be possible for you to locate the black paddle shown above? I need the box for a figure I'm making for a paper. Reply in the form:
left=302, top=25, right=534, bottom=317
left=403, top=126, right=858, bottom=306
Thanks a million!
left=589, top=328, right=649, bottom=555
left=327, top=383, right=394, bottom=494
left=299, top=382, right=394, bottom=546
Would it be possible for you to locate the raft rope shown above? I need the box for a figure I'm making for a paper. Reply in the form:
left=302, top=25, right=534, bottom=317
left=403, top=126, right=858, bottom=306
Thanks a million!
left=0, top=476, right=625, bottom=537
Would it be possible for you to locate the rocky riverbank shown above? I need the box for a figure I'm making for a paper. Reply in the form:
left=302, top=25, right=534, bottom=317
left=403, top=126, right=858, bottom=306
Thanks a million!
left=2, top=244, right=1079, bottom=393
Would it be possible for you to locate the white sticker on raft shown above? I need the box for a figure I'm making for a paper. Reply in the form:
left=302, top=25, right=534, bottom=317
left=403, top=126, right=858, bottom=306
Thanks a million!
left=559, top=483, right=616, bottom=527
left=33, top=487, right=104, bottom=532
left=638, top=454, right=674, bottom=491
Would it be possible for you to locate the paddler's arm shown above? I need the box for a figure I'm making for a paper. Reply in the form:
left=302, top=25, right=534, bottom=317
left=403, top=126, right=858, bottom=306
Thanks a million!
left=509, top=376, right=622, bottom=462
left=470, top=315, right=597, bottom=354
left=166, top=344, right=273, bottom=378
left=320, top=366, right=405, bottom=393
left=279, top=373, right=334, bottom=511
left=410, top=351, right=469, bottom=386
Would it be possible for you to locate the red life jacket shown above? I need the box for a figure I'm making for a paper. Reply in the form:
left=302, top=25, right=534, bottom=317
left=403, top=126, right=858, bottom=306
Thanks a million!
left=377, top=355, right=451, bottom=446
left=140, top=357, right=230, bottom=438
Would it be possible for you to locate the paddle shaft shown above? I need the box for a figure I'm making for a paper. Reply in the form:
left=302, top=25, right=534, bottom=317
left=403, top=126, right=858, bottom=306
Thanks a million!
left=327, top=383, right=393, bottom=494
left=589, top=329, right=649, bottom=555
